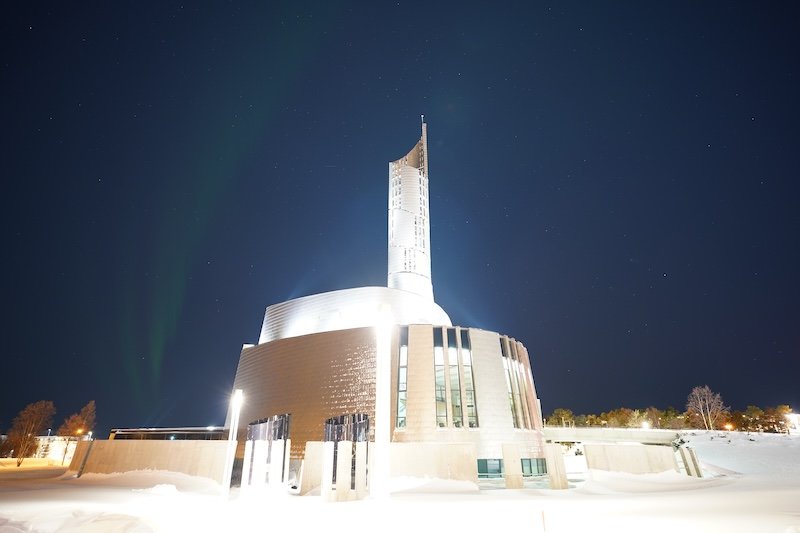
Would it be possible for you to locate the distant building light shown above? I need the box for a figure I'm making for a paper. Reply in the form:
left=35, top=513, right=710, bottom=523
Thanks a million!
left=785, top=412, right=799, bottom=434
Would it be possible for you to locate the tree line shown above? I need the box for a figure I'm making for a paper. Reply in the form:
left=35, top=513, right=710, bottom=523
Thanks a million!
left=0, top=400, right=96, bottom=466
left=546, top=385, right=794, bottom=433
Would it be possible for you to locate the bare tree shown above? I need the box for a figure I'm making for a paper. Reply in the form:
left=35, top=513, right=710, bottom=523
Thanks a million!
left=547, top=408, right=574, bottom=427
left=57, top=400, right=96, bottom=437
left=5, top=401, right=56, bottom=466
left=686, top=385, right=729, bottom=430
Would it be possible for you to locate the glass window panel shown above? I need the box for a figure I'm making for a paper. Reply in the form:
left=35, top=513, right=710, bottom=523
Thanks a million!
left=447, top=328, right=457, bottom=348
left=435, top=368, right=446, bottom=397
left=398, top=367, right=407, bottom=390
left=461, top=348, right=471, bottom=365
left=460, top=329, right=471, bottom=351
left=434, top=346, right=444, bottom=365
left=399, top=345, right=407, bottom=366
left=477, top=459, right=505, bottom=478
left=433, top=328, right=443, bottom=348
left=509, top=394, right=519, bottom=428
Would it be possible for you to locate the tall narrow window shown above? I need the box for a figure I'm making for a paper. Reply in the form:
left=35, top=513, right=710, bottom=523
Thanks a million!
left=447, top=329, right=463, bottom=427
left=509, top=342, right=531, bottom=429
left=396, top=327, right=409, bottom=428
left=461, top=329, right=478, bottom=427
left=433, top=328, right=447, bottom=427
left=501, top=337, right=520, bottom=428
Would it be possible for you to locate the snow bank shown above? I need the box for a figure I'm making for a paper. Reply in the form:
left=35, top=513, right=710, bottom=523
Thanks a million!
left=0, top=434, right=798, bottom=533
left=682, top=430, right=800, bottom=479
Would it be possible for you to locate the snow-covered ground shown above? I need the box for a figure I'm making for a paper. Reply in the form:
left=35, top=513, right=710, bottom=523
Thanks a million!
left=1, top=431, right=798, bottom=533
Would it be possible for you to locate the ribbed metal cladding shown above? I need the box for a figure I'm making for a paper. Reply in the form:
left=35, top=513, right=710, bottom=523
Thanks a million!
left=388, top=121, right=433, bottom=301
left=258, top=286, right=451, bottom=343
left=230, top=326, right=383, bottom=459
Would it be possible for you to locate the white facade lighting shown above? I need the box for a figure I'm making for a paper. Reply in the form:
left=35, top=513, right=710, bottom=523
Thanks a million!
left=371, top=304, right=394, bottom=499
left=222, top=389, right=244, bottom=497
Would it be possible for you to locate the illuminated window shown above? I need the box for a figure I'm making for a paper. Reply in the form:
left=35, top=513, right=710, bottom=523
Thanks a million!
left=500, top=337, right=520, bottom=428
left=509, top=342, right=531, bottom=429
left=433, top=328, right=447, bottom=427
left=460, top=329, right=478, bottom=427
left=396, top=327, right=408, bottom=428
left=447, top=329, right=463, bottom=427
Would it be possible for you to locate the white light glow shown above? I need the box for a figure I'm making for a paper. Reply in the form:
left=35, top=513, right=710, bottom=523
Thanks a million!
left=371, top=304, right=393, bottom=499
left=222, top=389, right=244, bottom=497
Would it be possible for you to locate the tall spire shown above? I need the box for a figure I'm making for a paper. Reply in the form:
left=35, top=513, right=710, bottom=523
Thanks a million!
left=387, top=120, right=433, bottom=300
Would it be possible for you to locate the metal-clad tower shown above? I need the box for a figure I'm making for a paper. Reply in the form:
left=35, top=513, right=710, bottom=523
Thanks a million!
left=388, top=119, right=433, bottom=300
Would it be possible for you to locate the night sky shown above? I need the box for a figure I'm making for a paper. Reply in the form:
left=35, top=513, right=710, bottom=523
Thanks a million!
left=3, top=2, right=798, bottom=437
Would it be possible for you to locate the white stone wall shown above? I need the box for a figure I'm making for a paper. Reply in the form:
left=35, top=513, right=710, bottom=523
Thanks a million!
left=393, top=326, right=544, bottom=459
left=69, top=440, right=228, bottom=482
left=584, top=443, right=679, bottom=474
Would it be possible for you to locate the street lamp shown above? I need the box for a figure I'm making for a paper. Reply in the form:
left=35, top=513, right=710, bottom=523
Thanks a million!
left=61, top=428, right=83, bottom=465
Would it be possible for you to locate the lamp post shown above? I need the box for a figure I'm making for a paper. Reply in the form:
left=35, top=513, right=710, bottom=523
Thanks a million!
left=222, top=389, right=244, bottom=497
left=61, top=428, right=83, bottom=466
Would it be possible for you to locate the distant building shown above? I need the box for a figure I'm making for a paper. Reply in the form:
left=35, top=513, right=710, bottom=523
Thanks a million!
left=228, top=120, right=545, bottom=480
left=109, top=427, right=227, bottom=440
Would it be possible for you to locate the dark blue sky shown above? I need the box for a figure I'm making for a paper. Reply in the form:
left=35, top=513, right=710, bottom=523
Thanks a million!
left=3, top=2, right=798, bottom=435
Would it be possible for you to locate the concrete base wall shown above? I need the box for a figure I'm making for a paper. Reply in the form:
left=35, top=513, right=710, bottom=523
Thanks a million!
left=299, top=442, right=324, bottom=495
left=390, top=442, right=477, bottom=481
left=298, top=441, right=478, bottom=495
left=68, top=440, right=228, bottom=483
left=502, top=444, right=523, bottom=489
left=544, top=443, right=568, bottom=489
left=584, top=444, right=678, bottom=474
